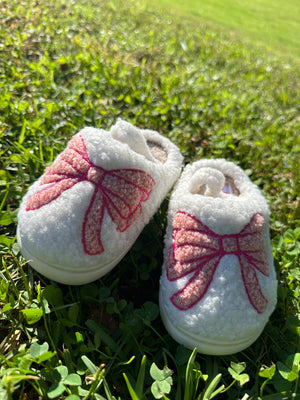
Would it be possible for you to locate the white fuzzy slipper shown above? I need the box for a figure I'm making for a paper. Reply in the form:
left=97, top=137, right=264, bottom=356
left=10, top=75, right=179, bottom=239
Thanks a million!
left=159, top=159, right=277, bottom=355
left=17, top=120, right=183, bottom=285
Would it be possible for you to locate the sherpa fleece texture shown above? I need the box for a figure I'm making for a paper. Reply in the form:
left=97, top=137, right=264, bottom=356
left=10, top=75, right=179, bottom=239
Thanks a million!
left=159, top=159, right=277, bottom=355
left=17, top=120, right=183, bottom=284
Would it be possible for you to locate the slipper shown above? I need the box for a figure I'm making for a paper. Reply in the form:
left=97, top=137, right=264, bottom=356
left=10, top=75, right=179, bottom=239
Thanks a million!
left=159, top=159, right=277, bottom=355
left=17, top=119, right=183, bottom=285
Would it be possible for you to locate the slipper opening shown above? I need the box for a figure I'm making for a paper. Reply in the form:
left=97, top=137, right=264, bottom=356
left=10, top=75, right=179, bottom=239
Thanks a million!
left=190, top=167, right=240, bottom=197
left=222, top=175, right=240, bottom=196
left=147, top=140, right=168, bottom=164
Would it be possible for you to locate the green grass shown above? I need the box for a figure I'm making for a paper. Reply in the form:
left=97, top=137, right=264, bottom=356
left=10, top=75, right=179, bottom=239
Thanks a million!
left=151, top=0, right=300, bottom=62
left=0, top=0, right=300, bottom=399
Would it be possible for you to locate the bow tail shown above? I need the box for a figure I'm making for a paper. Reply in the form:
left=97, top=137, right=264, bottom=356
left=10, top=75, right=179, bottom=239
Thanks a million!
left=239, top=255, right=268, bottom=314
left=170, top=255, right=221, bottom=310
left=82, top=188, right=105, bottom=255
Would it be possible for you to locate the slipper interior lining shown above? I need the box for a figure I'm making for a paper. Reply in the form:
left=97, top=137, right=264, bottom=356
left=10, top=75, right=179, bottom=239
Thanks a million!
left=147, top=140, right=168, bottom=164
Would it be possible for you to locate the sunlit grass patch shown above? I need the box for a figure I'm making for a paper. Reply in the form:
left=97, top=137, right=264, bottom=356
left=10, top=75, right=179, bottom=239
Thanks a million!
left=151, top=0, right=300, bottom=62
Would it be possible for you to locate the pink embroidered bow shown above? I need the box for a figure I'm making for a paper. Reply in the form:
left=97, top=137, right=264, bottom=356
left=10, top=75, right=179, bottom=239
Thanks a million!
left=26, top=135, right=155, bottom=255
left=166, top=211, right=269, bottom=313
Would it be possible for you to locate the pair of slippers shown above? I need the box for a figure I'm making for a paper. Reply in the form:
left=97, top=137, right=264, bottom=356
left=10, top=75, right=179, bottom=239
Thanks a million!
left=17, top=120, right=277, bottom=355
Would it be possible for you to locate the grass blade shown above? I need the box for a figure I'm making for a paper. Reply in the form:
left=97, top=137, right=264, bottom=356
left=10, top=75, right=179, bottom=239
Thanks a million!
left=184, top=348, right=198, bottom=400
left=200, top=373, right=223, bottom=400
left=135, top=355, right=147, bottom=398
left=123, top=373, right=140, bottom=400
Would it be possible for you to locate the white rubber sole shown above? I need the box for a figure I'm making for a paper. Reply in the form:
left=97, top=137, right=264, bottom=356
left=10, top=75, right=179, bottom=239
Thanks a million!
left=17, top=226, right=129, bottom=285
left=159, top=292, right=264, bottom=355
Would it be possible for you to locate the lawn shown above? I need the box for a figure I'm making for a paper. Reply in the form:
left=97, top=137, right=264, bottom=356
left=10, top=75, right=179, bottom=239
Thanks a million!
left=0, top=0, right=300, bottom=399
left=151, top=0, right=300, bottom=62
